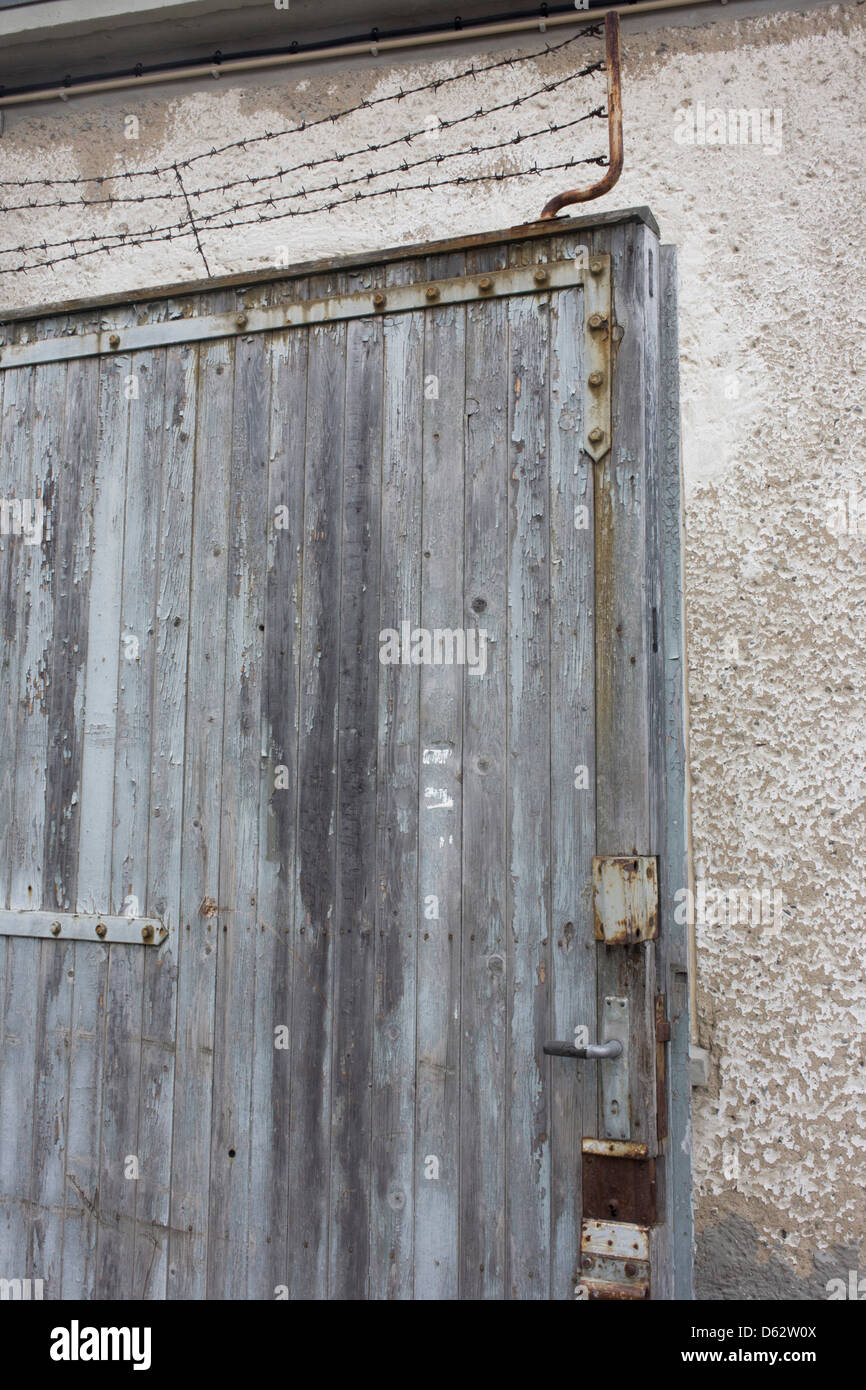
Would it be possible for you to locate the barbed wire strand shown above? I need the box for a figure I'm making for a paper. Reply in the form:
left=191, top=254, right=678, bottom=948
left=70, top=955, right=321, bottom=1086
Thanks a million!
left=1, top=61, right=603, bottom=214
left=0, top=20, right=602, bottom=190
left=0, top=107, right=605, bottom=261
left=0, top=155, right=597, bottom=277
left=173, top=164, right=211, bottom=276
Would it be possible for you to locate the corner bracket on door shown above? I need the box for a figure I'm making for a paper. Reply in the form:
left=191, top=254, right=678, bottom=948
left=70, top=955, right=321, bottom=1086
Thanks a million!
left=0, top=909, right=168, bottom=947
left=583, top=253, right=612, bottom=462
left=593, top=855, right=658, bottom=943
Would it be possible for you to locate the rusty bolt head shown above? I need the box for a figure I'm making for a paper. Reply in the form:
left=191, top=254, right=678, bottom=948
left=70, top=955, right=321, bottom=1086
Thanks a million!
left=235, top=312, right=248, bottom=329
left=588, top=313, right=607, bottom=331
left=588, top=370, right=604, bottom=387
left=589, top=259, right=604, bottom=275
left=588, top=427, right=604, bottom=444
left=624, top=1262, right=637, bottom=1278
left=141, top=924, right=154, bottom=942
left=95, top=923, right=107, bottom=939
left=50, top=921, right=61, bottom=936
left=372, top=292, right=386, bottom=309
left=108, top=333, right=120, bottom=349
left=478, top=277, right=493, bottom=293
left=533, top=267, right=549, bottom=285
left=425, top=286, right=439, bottom=301
left=582, top=1256, right=592, bottom=1270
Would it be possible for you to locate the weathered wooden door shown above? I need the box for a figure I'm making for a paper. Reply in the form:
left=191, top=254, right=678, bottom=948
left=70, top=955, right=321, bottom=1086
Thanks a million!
left=0, top=208, right=690, bottom=1301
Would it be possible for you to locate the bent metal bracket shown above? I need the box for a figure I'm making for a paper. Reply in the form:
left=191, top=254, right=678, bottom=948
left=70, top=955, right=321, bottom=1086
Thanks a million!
left=539, top=10, right=623, bottom=218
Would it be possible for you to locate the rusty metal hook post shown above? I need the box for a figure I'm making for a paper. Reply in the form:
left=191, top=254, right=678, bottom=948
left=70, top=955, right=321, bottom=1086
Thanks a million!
left=538, top=11, right=623, bottom=219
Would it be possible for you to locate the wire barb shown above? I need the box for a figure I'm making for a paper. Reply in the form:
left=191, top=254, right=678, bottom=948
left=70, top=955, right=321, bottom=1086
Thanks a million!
left=0, top=20, right=608, bottom=282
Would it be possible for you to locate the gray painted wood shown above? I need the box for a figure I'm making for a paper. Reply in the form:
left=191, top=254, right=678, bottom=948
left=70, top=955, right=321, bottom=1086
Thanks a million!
left=95, top=338, right=157, bottom=1300
left=328, top=304, right=383, bottom=1300
left=286, top=287, right=346, bottom=1301
left=168, top=317, right=234, bottom=1299
left=246, top=298, right=309, bottom=1302
left=19, top=330, right=71, bottom=1303
left=547, top=230, right=596, bottom=1301
left=206, top=325, right=271, bottom=1300
left=591, top=221, right=659, bottom=1161
left=1, top=362, right=42, bottom=1290
left=369, top=258, right=425, bottom=1300
left=0, top=217, right=690, bottom=1301
left=413, top=249, right=466, bottom=1302
left=56, top=355, right=103, bottom=1299
left=458, top=241, right=508, bottom=1301
left=505, top=245, right=552, bottom=1300
left=135, top=341, right=197, bottom=1298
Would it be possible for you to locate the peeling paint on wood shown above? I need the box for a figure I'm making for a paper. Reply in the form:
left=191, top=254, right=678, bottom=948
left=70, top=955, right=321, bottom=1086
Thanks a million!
left=0, top=219, right=689, bottom=1300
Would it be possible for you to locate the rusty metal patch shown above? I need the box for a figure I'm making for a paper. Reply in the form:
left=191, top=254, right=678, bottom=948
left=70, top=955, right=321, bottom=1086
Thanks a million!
left=582, top=1138, right=648, bottom=1159
left=0, top=908, right=167, bottom=947
left=582, top=1152, right=657, bottom=1226
left=581, top=1218, right=649, bottom=1262
left=579, top=1218, right=651, bottom=1300
left=593, top=855, right=658, bottom=943
left=579, top=1273, right=650, bottom=1300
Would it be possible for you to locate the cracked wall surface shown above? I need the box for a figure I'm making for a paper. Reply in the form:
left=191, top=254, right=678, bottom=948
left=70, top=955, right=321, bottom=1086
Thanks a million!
left=1, top=2, right=863, bottom=1298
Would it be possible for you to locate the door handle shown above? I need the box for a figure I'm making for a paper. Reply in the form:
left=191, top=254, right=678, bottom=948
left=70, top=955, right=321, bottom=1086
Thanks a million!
left=543, top=1039, right=623, bottom=1060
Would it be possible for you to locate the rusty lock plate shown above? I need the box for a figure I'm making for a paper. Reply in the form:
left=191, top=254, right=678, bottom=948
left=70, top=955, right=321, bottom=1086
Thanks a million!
left=582, top=1152, right=658, bottom=1225
left=593, top=855, right=658, bottom=943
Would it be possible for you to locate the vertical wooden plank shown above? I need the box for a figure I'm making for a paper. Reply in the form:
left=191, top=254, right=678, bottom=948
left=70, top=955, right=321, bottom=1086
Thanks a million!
left=246, top=302, right=308, bottom=1301
left=592, top=221, right=659, bottom=1158
left=505, top=261, right=552, bottom=1300
left=55, top=355, right=103, bottom=1299
left=206, top=328, right=270, bottom=1299
left=458, top=241, right=508, bottom=1301
left=23, top=347, right=70, bottom=1298
left=94, top=343, right=162, bottom=1299
left=0, top=365, right=18, bottom=892
left=0, top=364, right=41, bottom=1286
left=167, top=318, right=234, bottom=1299
left=369, top=259, right=425, bottom=1301
left=0, top=359, right=7, bottom=1107
left=134, top=341, right=197, bottom=1297
left=547, top=247, right=597, bottom=1301
left=286, top=301, right=346, bottom=1301
left=328, top=306, right=383, bottom=1299
left=413, top=250, right=465, bottom=1301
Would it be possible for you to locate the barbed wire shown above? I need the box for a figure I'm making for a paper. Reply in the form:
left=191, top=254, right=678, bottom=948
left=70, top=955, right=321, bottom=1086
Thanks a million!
left=0, top=155, right=601, bottom=277
left=0, top=107, right=605, bottom=261
left=0, top=19, right=607, bottom=283
left=0, top=62, right=603, bottom=214
left=0, top=20, right=602, bottom=190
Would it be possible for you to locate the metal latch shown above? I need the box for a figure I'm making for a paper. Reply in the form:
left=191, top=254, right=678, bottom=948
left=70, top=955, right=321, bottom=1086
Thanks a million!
left=545, top=995, right=631, bottom=1141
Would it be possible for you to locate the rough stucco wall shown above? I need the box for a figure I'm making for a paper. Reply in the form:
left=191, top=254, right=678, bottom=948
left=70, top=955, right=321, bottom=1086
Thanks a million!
left=1, top=2, right=864, bottom=1298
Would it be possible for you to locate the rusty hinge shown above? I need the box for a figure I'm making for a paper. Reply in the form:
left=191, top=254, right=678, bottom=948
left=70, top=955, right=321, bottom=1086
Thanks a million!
left=583, top=252, right=611, bottom=462
left=0, top=908, right=167, bottom=946
left=577, top=1219, right=650, bottom=1300
left=655, top=993, right=671, bottom=1142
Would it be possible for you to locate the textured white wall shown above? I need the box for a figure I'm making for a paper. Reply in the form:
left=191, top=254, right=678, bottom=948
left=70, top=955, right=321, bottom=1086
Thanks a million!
left=1, top=2, right=863, bottom=1296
